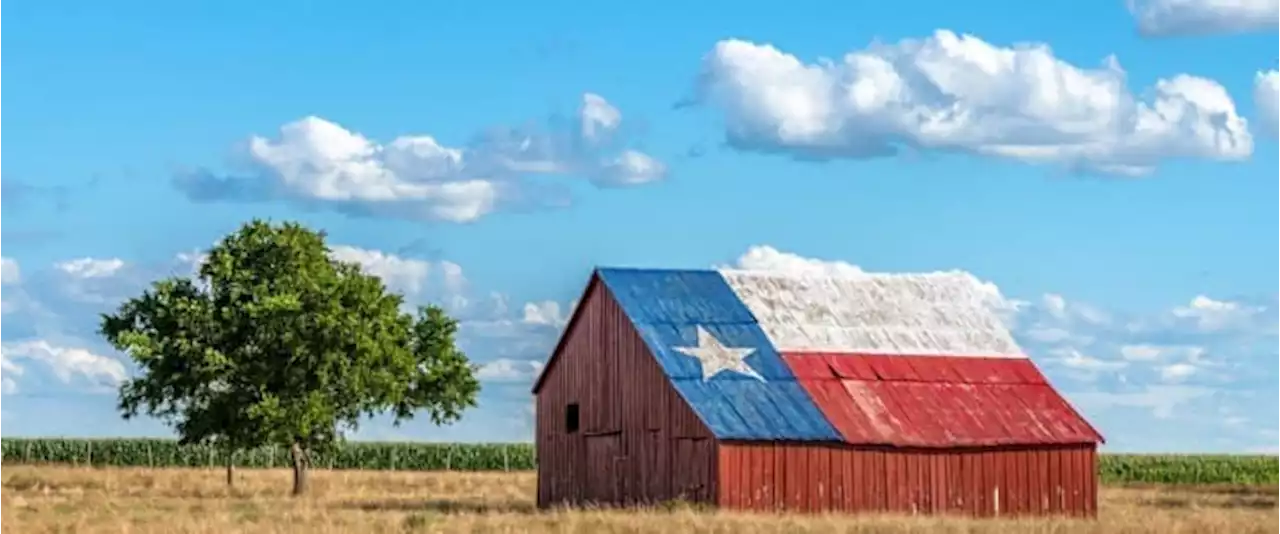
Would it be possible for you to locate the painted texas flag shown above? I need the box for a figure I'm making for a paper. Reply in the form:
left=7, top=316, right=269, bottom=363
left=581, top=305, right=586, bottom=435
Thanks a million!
left=597, top=267, right=1103, bottom=447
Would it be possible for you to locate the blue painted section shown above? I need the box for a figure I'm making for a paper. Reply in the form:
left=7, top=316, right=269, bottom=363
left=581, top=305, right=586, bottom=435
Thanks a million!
left=601, top=268, right=756, bottom=326
left=597, top=268, right=842, bottom=441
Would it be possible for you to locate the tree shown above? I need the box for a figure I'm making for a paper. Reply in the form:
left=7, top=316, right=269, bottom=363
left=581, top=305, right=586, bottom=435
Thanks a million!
left=100, top=220, right=481, bottom=495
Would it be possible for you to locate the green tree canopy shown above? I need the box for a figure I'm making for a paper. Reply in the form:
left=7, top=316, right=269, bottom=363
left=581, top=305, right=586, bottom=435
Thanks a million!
left=100, top=220, right=480, bottom=494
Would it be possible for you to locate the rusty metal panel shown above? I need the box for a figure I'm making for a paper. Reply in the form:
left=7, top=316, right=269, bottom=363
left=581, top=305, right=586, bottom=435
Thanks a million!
left=535, top=277, right=718, bottom=509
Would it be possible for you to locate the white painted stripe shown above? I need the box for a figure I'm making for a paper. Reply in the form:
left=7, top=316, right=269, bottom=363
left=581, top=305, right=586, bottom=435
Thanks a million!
left=719, top=269, right=1026, bottom=358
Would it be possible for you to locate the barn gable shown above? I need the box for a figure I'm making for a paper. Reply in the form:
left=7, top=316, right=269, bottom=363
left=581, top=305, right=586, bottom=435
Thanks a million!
left=538, top=267, right=1102, bottom=448
left=594, top=268, right=843, bottom=441
left=533, top=274, right=718, bottom=507
left=533, top=274, right=709, bottom=436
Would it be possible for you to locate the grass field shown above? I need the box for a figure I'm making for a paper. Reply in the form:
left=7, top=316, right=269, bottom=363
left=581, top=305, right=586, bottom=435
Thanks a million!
left=1, top=466, right=1276, bottom=533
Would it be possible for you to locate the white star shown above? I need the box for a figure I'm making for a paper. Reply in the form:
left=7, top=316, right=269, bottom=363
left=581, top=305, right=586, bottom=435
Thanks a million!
left=673, top=325, right=765, bottom=382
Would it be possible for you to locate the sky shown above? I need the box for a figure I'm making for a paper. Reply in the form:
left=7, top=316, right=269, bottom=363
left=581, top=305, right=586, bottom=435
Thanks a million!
left=1, top=0, right=1277, bottom=453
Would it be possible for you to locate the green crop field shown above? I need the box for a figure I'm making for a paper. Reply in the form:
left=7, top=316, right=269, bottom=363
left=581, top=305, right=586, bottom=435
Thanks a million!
left=1096, top=453, right=1278, bottom=485
left=1, top=438, right=534, bottom=472
left=2, top=438, right=1276, bottom=485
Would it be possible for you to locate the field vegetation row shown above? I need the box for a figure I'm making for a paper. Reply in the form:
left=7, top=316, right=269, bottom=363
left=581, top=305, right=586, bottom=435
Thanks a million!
left=2, top=438, right=531, bottom=472
left=3, top=438, right=1275, bottom=485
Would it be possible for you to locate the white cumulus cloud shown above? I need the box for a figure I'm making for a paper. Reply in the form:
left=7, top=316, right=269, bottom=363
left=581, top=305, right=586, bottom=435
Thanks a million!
left=476, top=358, right=544, bottom=383
left=1167, top=295, right=1273, bottom=333
left=693, top=31, right=1253, bottom=175
left=1127, top=0, right=1280, bottom=36
left=522, top=300, right=569, bottom=327
left=728, top=245, right=867, bottom=278
left=175, top=93, right=666, bottom=222
left=54, top=258, right=126, bottom=279
left=0, top=340, right=128, bottom=388
left=329, top=245, right=435, bottom=296
left=593, top=150, right=669, bottom=187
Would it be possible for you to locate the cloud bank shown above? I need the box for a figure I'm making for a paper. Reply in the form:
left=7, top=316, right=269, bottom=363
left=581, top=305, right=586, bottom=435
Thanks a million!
left=174, top=93, right=668, bottom=223
left=692, top=30, right=1254, bottom=176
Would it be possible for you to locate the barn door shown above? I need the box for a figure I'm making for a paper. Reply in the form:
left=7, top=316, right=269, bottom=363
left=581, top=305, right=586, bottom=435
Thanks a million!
left=585, top=432, right=622, bottom=505
left=645, top=429, right=665, bottom=502
left=672, top=437, right=712, bottom=503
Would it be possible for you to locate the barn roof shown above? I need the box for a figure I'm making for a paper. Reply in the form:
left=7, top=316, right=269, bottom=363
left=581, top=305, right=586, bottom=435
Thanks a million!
left=537, top=267, right=1103, bottom=448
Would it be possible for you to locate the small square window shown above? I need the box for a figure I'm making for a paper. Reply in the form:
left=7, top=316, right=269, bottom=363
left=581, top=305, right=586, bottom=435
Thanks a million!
left=565, top=403, right=580, bottom=433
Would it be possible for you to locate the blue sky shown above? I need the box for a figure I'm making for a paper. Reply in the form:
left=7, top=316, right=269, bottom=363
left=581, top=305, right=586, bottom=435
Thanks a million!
left=1, top=0, right=1276, bottom=452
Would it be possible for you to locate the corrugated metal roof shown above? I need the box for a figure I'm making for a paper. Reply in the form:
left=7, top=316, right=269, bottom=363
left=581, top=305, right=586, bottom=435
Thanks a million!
left=720, top=269, right=1024, bottom=357
left=784, top=353, right=1103, bottom=446
left=590, top=267, right=1102, bottom=447
left=599, top=268, right=842, bottom=441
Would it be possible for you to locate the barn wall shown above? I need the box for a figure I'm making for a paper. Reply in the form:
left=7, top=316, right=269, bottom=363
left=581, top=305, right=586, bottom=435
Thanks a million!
left=717, top=442, right=1097, bottom=517
left=536, top=278, right=716, bottom=509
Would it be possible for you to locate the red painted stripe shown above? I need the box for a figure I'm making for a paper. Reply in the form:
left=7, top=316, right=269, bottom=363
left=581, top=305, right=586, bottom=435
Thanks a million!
left=827, top=355, right=876, bottom=380
left=781, top=353, right=1102, bottom=447
left=786, top=353, right=836, bottom=379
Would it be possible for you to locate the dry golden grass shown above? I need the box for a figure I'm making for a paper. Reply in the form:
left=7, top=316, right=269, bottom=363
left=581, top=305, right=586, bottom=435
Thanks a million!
left=1, top=466, right=1275, bottom=533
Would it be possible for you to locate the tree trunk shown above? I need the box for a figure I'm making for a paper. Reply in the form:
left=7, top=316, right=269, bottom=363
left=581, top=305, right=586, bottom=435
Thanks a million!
left=225, top=449, right=235, bottom=487
left=290, top=442, right=309, bottom=496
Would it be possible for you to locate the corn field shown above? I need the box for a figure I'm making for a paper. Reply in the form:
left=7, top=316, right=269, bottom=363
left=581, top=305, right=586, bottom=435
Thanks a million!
left=1, top=438, right=1275, bottom=485
left=1096, top=453, right=1278, bottom=485
left=1, top=438, right=534, bottom=471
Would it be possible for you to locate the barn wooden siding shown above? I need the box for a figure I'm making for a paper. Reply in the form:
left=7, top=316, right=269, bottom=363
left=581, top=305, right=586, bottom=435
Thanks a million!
left=535, top=277, right=717, bottom=509
left=717, top=442, right=1097, bottom=517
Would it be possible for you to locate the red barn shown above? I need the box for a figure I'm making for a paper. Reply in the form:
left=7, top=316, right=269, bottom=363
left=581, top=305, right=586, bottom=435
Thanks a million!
left=531, top=267, right=1103, bottom=517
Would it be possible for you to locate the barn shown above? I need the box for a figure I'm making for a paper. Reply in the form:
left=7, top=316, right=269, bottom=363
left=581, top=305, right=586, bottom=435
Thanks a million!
left=531, top=267, right=1104, bottom=517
